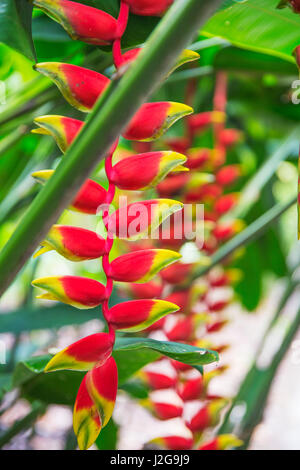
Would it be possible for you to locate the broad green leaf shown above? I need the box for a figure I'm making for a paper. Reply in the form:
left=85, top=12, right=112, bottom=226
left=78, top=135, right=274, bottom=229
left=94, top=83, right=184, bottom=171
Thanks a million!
left=0, top=0, right=35, bottom=61
left=203, top=0, right=300, bottom=63
left=214, top=46, right=298, bottom=75
left=12, top=339, right=218, bottom=405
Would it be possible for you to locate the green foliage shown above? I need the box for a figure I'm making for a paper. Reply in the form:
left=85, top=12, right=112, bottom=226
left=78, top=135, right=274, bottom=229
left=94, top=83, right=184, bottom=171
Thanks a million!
left=204, top=0, right=300, bottom=62
left=0, top=0, right=35, bottom=61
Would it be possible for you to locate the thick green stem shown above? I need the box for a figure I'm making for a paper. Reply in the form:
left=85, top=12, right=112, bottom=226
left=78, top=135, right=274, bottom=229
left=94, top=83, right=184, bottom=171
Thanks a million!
left=192, top=195, right=297, bottom=280
left=0, top=0, right=223, bottom=296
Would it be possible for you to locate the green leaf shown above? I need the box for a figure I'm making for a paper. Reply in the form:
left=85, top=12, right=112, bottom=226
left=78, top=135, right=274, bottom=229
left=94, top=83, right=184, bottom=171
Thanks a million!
left=12, top=339, right=218, bottom=405
left=0, top=0, right=35, bottom=61
left=203, top=0, right=300, bottom=63
left=214, top=46, right=298, bottom=75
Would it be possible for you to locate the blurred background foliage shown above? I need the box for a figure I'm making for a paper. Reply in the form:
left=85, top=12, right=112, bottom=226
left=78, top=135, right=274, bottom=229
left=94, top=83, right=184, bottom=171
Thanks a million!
left=0, top=0, right=300, bottom=450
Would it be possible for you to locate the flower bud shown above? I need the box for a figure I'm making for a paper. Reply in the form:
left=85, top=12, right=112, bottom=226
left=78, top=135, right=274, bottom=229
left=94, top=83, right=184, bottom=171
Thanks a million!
left=34, top=225, right=106, bottom=261
left=34, top=62, right=110, bottom=112
left=124, top=0, right=174, bottom=16
left=32, top=275, right=107, bottom=309
left=107, top=299, right=179, bottom=332
left=44, top=332, right=114, bottom=372
left=123, top=102, right=193, bottom=141
left=33, top=0, right=118, bottom=45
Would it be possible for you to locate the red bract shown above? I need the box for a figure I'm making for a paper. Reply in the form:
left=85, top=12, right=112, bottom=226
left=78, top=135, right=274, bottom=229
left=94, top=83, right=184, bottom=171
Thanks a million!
left=124, top=0, right=174, bottom=16
left=35, top=62, right=110, bottom=112
left=216, top=164, right=241, bottom=186
left=33, top=0, right=118, bottom=45
left=123, top=102, right=193, bottom=141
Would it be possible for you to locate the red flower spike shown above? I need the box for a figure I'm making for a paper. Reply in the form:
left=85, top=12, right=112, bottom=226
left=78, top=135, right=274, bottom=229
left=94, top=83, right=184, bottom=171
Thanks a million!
left=107, top=199, right=183, bottom=241
left=108, top=151, right=187, bottom=190
left=216, top=165, right=241, bottom=186
left=165, top=137, right=190, bottom=154
left=162, top=436, right=194, bottom=451
left=32, top=275, right=107, bottom=309
left=73, top=374, right=101, bottom=451
left=34, top=225, right=106, bottom=261
left=106, top=299, right=179, bottom=332
left=126, top=281, right=164, bottom=299
left=213, top=220, right=244, bottom=242
left=85, top=357, right=118, bottom=428
left=44, top=332, right=114, bottom=372
left=124, top=0, right=174, bottom=16
left=123, top=102, right=193, bottom=141
left=188, top=111, right=225, bottom=137
left=187, top=398, right=228, bottom=432
left=160, top=262, right=194, bottom=284
left=219, top=128, right=242, bottom=148
left=150, top=390, right=183, bottom=420
left=165, top=290, right=190, bottom=313
left=199, top=434, right=243, bottom=451
left=121, top=47, right=199, bottom=74
left=177, top=374, right=203, bottom=401
left=142, top=359, right=177, bottom=389
left=32, top=170, right=107, bottom=214
left=157, top=173, right=190, bottom=197
left=34, top=62, right=110, bottom=112
left=214, top=193, right=239, bottom=215
left=164, top=315, right=194, bottom=342
left=33, top=0, right=118, bottom=45
left=33, top=115, right=83, bottom=153
left=108, top=249, right=181, bottom=283
left=186, top=148, right=213, bottom=171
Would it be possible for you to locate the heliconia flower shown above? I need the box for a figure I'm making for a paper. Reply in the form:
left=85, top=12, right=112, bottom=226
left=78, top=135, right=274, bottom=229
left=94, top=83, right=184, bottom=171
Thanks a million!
left=149, top=390, right=184, bottom=420
left=160, top=262, right=195, bottom=284
left=32, top=115, right=83, bottom=153
left=121, top=48, right=199, bottom=74
left=206, top=319, right=229, bottom=333
left=186, top=148, right=213, bottom=170
left=177, top=372, right=203, bottom=401
left=32, top=170, right=108, bottom=214
left=213, top=220, right=244, bottom=242
left=106, top=299, right=179, bottom=332
left=34, top=62, right=110, bottom=112
left=108, top=249, right=181, bottom=283
left=165, top=290, right=190, bottom=313
left=125, top=280, right=164, bottom=299
left=73, top=374, right=101, bottom=450
left=44, top=332, right=114, bottom=372
left=32, top=275, right=107, bottom=309
left=199, top=434, right=243, bottom=451
left=216, top=164, right=241, bottom=186
left=34, top=225, right=106, bottom=261
left=157, top=173, right=190, bottom=197
left=159, top=436, right=194, bottom=451
left=214, top=193, right=239, bottom=215
left=219, top=128, right=242, bottom=148
left=141, top=359, right=178, bottom=389
left=123, top=102, right=193, bottom=141
left=165, top=137, right=190, bottom=154
left=185, top=182, right=221, bottom=204
left=85, top=357, right=118, bottom=429
left=186, top=398, right=228, bottom=432
left=164, top=315, right=194, bottom=342
left=124, top=0, right=174, bottom=16
left=32, top=0, right=118, bottom=45
left=106, top=199, right=183, bottom=240
left=108, top=151, right=187, bottom=190
left=188, top=111, right=225, bottom=137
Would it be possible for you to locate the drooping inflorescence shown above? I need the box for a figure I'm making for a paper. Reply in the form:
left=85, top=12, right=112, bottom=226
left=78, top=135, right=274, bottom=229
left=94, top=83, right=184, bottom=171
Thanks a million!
left=30, top=0, right=203, bottom=450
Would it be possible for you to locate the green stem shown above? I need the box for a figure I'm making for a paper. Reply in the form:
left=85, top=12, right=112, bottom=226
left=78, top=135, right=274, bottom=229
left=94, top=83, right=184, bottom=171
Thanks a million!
left=192, top=195, right=297, bottom=280
left=0, top=401, right=46, bottom=448
left=0, top=0, right=223, bottom=297
left=0, top=126, right=29, bottom=156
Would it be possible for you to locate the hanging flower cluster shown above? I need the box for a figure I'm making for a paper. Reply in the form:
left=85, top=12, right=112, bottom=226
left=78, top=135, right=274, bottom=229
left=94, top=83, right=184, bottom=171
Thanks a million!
left=30, top=0, right=204, bottom=450
left=116, top=73, right=244, bottom=450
